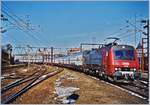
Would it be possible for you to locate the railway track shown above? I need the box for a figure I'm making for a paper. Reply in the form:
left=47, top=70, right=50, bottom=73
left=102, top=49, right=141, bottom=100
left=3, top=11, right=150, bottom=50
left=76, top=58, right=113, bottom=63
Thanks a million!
left=1, top=68, right=63, bottom=104
left=2, top=64, right=26, bottom=70
left=100, top=77, right=148, bottom=101
left=140, top=80, right=148, bottom=86
left=106, top=79, right=149, bottom=99
left=100, top=76, right=148, bottom=101
left=56, top=65, right=149, bottom=101
left=1, top=70, right=41, bottom=93
left=89, top=74, right=149, bottom=101
left=117, top=82, right=148, bottom=99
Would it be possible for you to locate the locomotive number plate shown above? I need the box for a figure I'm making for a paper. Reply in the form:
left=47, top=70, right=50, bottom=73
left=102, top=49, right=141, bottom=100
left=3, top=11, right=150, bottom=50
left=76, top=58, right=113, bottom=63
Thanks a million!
left=122, top=62, right=129, bottom=65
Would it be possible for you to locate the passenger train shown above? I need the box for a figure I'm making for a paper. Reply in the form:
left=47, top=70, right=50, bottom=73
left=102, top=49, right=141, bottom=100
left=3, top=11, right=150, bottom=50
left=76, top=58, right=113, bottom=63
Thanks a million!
left=54, top=41, right=141, bottom=81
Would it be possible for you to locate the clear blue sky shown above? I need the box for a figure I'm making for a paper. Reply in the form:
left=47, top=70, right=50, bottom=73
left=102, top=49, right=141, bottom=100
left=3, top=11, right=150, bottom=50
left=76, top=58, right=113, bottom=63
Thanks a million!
left=1, top=1, right=149, bottom=48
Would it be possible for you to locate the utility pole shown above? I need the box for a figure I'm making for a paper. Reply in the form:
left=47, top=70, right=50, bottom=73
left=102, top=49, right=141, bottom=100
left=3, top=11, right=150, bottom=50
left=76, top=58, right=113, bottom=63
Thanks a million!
left=26, top=15, right=30, bottom=28
left=51, top=47, right=53, bottom=65
left=141, top=38, right=145, bottom=73
left=134, top=14, right=137, bottom=47
left=27, top=45, right=30, bottom=70
left=144, top=20, right=149, bottom=68
left=92, top=37, right=96, bottom=48
left=43, top=50, right=45, bottom=64
left=80, top=44, right=82, bottom=53
left=140, top=19, right=149, bottom=88
left=141, top=19, right=149, bottom=72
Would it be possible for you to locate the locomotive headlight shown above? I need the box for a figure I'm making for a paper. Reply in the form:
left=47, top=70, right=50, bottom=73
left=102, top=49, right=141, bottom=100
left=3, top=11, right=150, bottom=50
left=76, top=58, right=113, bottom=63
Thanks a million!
left=133, top=68, right=136, bottom=71
left=131, top=68, right=136, bottom=71
left=115, top=68, right=118, bottom=71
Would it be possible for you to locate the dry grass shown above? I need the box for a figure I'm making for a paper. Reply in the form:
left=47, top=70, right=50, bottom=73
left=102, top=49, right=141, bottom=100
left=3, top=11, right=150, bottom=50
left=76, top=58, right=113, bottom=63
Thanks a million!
left=2, top=66, right=147, bottom=104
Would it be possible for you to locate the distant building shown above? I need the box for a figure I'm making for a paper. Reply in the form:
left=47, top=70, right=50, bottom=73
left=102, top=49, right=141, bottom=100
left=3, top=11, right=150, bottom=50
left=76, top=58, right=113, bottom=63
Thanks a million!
left=67, top=48, right=80, bottom=55
left=2, top=44, right=14, bottom=66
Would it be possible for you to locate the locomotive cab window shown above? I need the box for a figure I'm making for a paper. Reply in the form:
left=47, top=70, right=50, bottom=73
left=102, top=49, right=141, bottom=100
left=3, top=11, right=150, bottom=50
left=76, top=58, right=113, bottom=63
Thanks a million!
left=113, top=46, right=135, bottom=60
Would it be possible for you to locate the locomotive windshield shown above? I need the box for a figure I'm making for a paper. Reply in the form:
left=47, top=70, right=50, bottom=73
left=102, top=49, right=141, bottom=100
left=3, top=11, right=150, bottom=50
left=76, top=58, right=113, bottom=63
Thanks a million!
left=113, top=46, right=135, bottom=60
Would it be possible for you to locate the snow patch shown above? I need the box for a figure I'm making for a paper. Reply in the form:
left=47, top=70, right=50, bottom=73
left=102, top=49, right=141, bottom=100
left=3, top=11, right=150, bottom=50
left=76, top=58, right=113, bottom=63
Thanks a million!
left=55, top=81, right=61, bottom=87
left=41, top=75, right=46, bottom=78
left=61, top=97, right=76, bottom=104
left=11, top=73, right=16, bottom=75
left=54, top=73, right=80, bottom=104
left=55, top=86, right=79, bottom=98
left=1, top=76, right=5, bottom=79
left=22, top=69, right=28, bottom=72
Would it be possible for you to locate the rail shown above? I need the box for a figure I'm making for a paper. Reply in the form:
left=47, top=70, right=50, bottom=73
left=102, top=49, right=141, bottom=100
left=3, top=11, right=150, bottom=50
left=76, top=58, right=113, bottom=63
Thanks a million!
left=2, top=68, right=63, bottom=104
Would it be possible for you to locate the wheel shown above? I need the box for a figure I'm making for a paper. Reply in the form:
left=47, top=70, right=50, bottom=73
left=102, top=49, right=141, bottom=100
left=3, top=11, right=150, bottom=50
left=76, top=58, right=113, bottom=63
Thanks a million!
left=103, top=74, right=108, bottom=81
left=113, top=76, right=118, bottom=82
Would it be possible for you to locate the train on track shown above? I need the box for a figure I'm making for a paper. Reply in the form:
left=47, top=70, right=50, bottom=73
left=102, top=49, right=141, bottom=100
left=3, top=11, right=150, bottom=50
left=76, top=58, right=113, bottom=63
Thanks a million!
left=54, top=38, right=141, bottom=82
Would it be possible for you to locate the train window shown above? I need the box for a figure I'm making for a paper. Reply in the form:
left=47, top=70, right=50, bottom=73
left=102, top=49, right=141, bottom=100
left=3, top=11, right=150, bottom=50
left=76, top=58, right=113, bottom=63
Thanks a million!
left=114, top=50, right=134, bottom=60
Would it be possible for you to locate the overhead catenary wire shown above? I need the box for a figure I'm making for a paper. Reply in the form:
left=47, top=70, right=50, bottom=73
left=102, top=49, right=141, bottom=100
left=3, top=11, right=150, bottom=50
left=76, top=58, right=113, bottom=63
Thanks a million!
left=1, top=12, right=42, bottom=46
left=1, top=9, right=49, bottom=47
left=106, top=25, right=130, bottom=38
left=2, top=3, right=144, bottom=49
left=126, top=20, right=146, bottom=34
left=2, top=4, right=36, bottom=33
left=106, top=22, right=142, bottom=46
left=105, top=28, right=141, bottom=46
left=2, top=32, right=27, bottom=46
left=2, top=3, right=29, bottom=29
left=120, top=30, right=141, bottom=39
left=1, top=18, right=33, bottom=46
left=119, top=30, right=142, bottom=47
left=2, top=3, right=51, bottom=47
left=4, top=2, right=129, bottom=46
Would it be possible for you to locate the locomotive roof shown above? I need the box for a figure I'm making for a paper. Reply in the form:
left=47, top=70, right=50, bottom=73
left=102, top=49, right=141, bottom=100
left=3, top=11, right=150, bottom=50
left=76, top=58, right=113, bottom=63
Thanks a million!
left=107, top=44, right=135, bottom=50
left=99, top=43, right=135, bottom=51
left=105, top=42, right=134, bottom=47
left=112, top=44, right=134, bottom=48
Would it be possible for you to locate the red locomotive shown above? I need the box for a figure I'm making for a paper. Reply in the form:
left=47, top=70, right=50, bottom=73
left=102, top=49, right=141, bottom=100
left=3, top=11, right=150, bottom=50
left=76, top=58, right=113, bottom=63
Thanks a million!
left=55, top=38, right=141, bottom=81
left=82, top=38, right=141, bottom=81
left=98, top=43, right=140, bottom=81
